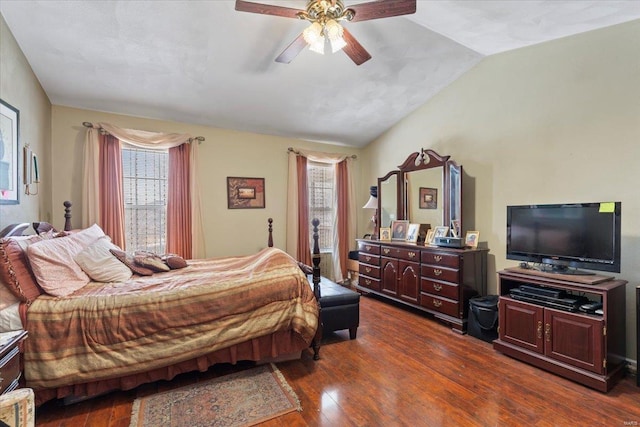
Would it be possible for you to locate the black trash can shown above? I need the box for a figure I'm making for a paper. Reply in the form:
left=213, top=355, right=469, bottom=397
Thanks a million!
left=468, top=295, right=499, bottom=343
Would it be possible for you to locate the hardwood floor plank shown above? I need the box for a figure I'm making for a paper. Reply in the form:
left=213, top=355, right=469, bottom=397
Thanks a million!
left=33, top=295, right=639, bottom=426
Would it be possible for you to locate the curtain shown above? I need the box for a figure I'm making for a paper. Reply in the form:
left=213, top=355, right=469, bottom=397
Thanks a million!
left=167, top=143, right=192, bottom=258
left=98, top=134, right=125, bottom=248
left=81, top=122, right=206, bottom=258
left=286, top=149, right=355, bottom=282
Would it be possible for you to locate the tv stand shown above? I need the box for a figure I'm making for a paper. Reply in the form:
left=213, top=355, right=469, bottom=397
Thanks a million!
left=494, top=268, right=626, bottom=392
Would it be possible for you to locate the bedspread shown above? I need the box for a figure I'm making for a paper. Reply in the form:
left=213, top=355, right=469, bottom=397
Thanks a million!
left=24, top=248, right=318, bottom=389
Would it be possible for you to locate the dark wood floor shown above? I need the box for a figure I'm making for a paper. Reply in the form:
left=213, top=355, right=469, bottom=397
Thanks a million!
left=36, top=295, right=639, bottom=426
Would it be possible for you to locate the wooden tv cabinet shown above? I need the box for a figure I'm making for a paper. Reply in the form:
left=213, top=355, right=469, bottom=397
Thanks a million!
left=493, top=268, right=627, bottom=392
left=355, top=239, right=488, bottom=333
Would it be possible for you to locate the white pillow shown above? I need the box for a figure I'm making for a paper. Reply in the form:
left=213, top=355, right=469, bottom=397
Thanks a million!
left=75, top=237, right=132, bottom=283
left=0, top=303, right=23, bottom=332
left=26, top=224, right=106, bottom=297
left=0, top=282, right=20, bottom=310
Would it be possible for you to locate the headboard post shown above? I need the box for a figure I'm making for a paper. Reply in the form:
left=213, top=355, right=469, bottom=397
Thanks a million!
left=311, top=218, right=322, bottom=360
left=63, top=201, right=72, bottom=231
left=267, top=218, right=273, bottom=248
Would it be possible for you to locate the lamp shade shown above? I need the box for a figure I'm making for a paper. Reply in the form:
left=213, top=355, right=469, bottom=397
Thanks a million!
left=363, top=195, right=377, bottom=209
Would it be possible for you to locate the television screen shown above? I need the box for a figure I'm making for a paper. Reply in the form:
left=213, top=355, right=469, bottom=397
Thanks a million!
left=506, top=202, right=621, bottom=274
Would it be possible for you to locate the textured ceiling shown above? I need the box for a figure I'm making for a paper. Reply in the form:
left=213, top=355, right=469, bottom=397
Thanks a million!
left=1, top=1, right=639, bottom=147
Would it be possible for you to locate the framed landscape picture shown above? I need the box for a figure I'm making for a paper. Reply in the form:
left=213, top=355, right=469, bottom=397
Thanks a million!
left=419, top=187, right=437, bottom=209
left=227, top=177, right=265, bottom=209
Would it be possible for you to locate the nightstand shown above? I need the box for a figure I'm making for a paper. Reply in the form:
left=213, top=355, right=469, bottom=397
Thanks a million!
left=0, top=330, right=28, bottom=395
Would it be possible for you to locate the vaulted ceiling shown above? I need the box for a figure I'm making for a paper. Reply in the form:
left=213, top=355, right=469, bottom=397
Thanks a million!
left=1, top=1, right=638, bottom=147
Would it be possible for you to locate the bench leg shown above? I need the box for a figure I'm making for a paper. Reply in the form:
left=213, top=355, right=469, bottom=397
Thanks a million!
left=349, top=327, right=357, bottom=340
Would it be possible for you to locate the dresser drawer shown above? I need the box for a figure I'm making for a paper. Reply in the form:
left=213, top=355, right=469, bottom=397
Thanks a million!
left=359, top=263, right=380, bottom=279
left=359, top=276, right=381, bottom=292
left=420, top=294, right=459, bottom=317
left=421, top=278, right=459, bottom=300
left=421, top=265, right=459, bottom=283
left=359, top=253, right=380, bottom=266
left=379, top=246, right=420, bottom=262
left=0, top=346, right=21, bottom=395
left=421, top=251, right=460, bottom=268
left=358, top=241, right=380, bottom=255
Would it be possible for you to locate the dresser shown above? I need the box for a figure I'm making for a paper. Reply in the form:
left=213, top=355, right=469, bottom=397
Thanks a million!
left=0, top=330, right=28, bottom=395
left=356, top=239, right=488, bottom=333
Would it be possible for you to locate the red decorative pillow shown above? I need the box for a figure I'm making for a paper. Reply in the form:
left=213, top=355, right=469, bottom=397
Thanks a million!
left=297, top=261, right=313, bottom=275
left=0, top=236, right=44, bottom=304
left=134, top=253, right=170, bottom=273
left=109, top=249, right=154, bottom=276
left=162, top=254, right=188, bottom=270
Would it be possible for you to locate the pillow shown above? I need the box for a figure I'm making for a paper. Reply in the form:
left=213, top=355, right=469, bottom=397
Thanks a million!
left=0, top=235, right=45, bottom=304
left=162, top=254, right=187, bottom=270
left=0, top=282, right=20, bottom=310
left=297, top=261, right=313, bottom=275
left=26, top=224, right=105, bottom=296
left=110, top=249, right=154, bottom=276
left=75, top=237, right=132, bottom=283
left=134, top=254, right=170, bottom=273
left=0, top=303, right=23, bottom=332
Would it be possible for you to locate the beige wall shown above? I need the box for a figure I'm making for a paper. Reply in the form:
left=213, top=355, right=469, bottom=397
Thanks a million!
left=51, top=106, right=362, bottom=257
left=0, top=15, right=51, bottom=229
left=362, top=20, right=640, bottom=361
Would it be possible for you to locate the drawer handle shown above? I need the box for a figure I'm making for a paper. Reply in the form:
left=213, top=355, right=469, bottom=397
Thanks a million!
left=434, top=255, right=443, bottom=262
left=365, top=279, right=371, bottom=286
left=433, top=269, right=442, bottom=276
left=433, top=284, right=442, bottom=292
left=408, top=252, right=416, bottom=258
left=537, top=321, right=543, bottom=339
left=383, top=248, right=390, bottom=254
left=433, top=299, right=442, bottom=308
left=545, top=323, right=551, bottom=342
left=366, top=256, right=372, bottom=262
left=366, top=245, right=372, bottom=251
left=365, top=267, right=372, bottom=273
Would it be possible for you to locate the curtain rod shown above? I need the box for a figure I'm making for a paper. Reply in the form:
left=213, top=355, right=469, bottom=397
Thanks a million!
left=82, top=122, right=205, bottom=143
left=287, top=147, right=357, bottom=159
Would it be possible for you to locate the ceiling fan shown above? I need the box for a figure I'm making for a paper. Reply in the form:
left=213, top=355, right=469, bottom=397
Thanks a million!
left=235, top=0, right=417, bottom=65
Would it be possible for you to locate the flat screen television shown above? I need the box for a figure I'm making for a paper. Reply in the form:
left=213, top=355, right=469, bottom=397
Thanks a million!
left=506, top=202, right=621, bottom=274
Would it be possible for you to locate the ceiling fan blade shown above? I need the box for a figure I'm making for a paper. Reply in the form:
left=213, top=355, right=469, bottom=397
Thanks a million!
left=235, top=0, right=303, bottom=19
left=348, top=0, right=416, bottom=23
left=275, top=33, right=308, bottom=64
left=342, top=28, right=371, bottom=65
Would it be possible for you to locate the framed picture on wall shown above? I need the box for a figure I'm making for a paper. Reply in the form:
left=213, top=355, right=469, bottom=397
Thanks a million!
left=227, top=177, right=265, bottom=209
left=0, top=99, right=20, bottom=205
left=419, top=187, right=437, bottom=209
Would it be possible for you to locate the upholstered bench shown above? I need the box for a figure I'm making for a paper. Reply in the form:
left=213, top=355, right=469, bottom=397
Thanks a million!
left=308, top=276, right=360, bottom=339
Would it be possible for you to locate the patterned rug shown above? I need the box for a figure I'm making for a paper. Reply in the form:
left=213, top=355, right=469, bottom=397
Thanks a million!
left=129, top=364, right=301, bottom=427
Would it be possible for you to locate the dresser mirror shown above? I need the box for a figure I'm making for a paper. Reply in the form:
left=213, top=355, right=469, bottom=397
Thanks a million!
left=376, top=149, right=462, bottom=239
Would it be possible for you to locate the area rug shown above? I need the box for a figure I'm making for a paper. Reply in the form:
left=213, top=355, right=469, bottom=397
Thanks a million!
left=129, top=363, right=301, bottom=427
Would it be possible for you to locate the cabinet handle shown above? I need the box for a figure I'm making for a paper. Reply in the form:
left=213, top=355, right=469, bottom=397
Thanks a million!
left=408, top=252, right=416, bottom=258
left=383, top=248, right=390, bottom=254
left=433, top=284, right=442, bottom=292
left=366, top=245, right=372, bottom=251
left=545, top=323, right=551, bottom=342
left=433, top=299, right=442, bottom=308
left=365, top=256, right=371, bottom=262
left=433, top=269, right=442, bottom=276
left=365, top=267, right=372, bottom=273
left=434, top=255, right=443, bottom=262
left=365, top=279, right=371, bottom=286
left=537, top=321, right=543, bottom=339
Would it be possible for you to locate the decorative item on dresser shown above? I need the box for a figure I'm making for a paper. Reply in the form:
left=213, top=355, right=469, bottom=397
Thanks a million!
left=358, top=148, right=487, bottom=333
left=494, top=267, right=627, bottom=392
left=357, top=239, right=487, bottom=333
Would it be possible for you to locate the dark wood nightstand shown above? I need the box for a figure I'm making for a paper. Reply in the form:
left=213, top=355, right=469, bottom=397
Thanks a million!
left=0, top=330, right=28, bottom=395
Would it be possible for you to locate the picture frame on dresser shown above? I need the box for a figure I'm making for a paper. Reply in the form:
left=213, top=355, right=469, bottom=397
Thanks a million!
left=379, top=227, right=391, bottom=241
left=391, top=220, right=409, bottom=240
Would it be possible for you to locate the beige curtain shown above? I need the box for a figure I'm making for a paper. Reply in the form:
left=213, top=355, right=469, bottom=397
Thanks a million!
left=81, top=123, right=206, bottom=258
left=286, top=149, right=355, bottom=282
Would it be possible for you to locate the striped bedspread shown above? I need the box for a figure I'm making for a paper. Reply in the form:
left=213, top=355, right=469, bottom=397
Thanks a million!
left=24, top=248, right=318, bottom=389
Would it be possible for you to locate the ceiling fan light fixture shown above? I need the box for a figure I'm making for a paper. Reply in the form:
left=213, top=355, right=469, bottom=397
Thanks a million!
left=324, top=19, right=346, bottom=53
left=308, top=35, right=326, bottom=54
left=303, top=21, right=323, bottom=45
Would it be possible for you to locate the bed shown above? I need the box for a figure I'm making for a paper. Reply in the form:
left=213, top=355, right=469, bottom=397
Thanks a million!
left=0, top=203, right=322, bottom=406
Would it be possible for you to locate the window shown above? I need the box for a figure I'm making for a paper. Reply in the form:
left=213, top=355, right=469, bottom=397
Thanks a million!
left=122, top=146, right=168, bottom=253
left=307, top=161, right=335, bottom=252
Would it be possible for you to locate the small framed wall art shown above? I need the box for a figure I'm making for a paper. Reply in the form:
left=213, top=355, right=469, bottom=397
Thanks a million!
left=419, top=187, right=437, bottom=209
left=0, top=99, right=20, bottom=205
left=227, top=177, right=265, bottom=209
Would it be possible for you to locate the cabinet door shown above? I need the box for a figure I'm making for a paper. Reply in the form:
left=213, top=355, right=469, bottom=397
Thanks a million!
left=544, top=309, right=605, bottom=374
left=398, top=260, right=419, bottom=303
left=381, top=257, right=398, bottom=296
left=499, top=297, right=544, bottom=354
